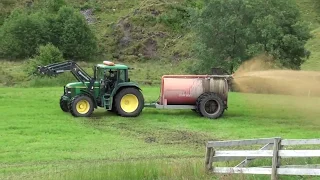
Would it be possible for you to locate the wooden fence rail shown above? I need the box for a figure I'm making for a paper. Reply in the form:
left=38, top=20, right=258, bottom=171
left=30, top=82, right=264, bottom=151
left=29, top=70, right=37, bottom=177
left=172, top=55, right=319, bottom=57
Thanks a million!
left=205, top=137, right=320, bottom=180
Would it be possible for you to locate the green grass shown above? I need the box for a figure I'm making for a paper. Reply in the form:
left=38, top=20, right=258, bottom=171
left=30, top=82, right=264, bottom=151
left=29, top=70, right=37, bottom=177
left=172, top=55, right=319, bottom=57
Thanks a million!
left=1, top=87, right=320, bottom=179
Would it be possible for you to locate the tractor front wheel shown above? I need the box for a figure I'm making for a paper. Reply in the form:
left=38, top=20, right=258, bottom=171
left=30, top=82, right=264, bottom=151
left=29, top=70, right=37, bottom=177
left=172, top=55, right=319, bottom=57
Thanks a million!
left=114, top=88, right=144, bottom=117
left=60, top=96, right=69, bottom=112
left=69, top=95, right=94, bottom=117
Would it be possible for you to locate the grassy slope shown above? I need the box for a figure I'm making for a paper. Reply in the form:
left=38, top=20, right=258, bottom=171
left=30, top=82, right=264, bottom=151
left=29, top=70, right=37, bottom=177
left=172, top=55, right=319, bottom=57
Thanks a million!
left=66, top=0, right=196, bottom=63
left=302, top=27, right=320, bottom=70
left=296, top=0, right=320, bottom=70
left=1, top=87, right=320, bottom=179
left=69, top=0, right=320, bottom=71
left=0, top=0, right=193, bottom=86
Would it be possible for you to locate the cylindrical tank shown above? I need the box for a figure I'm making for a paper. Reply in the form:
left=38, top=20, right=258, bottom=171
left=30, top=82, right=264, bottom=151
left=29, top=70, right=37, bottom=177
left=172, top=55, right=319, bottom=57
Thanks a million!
left=159, top=75, right=229, bottom=105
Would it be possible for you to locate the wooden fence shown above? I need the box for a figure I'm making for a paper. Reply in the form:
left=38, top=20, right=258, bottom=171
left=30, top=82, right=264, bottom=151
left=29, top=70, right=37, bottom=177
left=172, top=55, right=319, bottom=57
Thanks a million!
left=205, top=137, right=320, bottom=180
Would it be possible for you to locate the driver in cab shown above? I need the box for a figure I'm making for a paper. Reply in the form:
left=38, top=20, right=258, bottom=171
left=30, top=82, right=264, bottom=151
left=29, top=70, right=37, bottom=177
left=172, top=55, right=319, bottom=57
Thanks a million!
left=108, top=70, right=116, bottom=81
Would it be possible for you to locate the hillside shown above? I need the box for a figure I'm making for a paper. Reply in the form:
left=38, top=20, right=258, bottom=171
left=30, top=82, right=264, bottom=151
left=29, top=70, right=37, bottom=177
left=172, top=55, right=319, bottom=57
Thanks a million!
left=1, top=0, right=320, bottom=87
left=295, top=0, right=320, bottom=70
left=1, top=0, right=197, bottom=62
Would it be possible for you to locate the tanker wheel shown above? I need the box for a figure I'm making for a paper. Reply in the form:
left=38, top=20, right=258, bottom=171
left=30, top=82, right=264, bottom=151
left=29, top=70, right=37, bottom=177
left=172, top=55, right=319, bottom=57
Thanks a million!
left=68, top=95, right=94, bottom=117
left=60, top=96, right=69, bottom=112
left=114, top=87, right=144, bottom=117
left=195, top=92, right=210, bottom=116
left=197, top=93, right=225, bottom=119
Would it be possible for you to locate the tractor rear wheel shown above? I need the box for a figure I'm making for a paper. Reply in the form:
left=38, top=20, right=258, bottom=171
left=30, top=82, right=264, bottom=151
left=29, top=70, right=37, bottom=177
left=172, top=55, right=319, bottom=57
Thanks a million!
left=197, top=93, right=225, bottom=119
left=114, top=88, right=144, bottom=117
left=107, top=102, right=118, bottom=114
left=69, top=95, right=94, bottom=117
left=107, top=107, right=118, bottom=114
left=60, top=96, right=69, bottom=112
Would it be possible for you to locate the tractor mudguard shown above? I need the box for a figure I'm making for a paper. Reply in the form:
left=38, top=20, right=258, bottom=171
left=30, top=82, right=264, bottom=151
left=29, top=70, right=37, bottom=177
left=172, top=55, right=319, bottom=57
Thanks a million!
left=80, top=90, right=98, bottom=108
left=110, top=82, right=142, bottom=97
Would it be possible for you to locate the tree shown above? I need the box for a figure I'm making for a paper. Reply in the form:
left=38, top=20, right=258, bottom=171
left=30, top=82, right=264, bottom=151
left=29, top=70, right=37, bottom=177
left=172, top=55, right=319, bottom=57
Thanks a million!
left=192, top=0, right=312, bottom=74
left=0, top=4, right=97, bottom=60
left=55, top=6, right=97, bottom=59
left=0, top=10, right=50, bottom=59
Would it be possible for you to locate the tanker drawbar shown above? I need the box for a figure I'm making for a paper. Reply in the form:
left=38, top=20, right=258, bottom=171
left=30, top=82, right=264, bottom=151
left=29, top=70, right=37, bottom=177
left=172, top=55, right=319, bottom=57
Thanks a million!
left=145, top=75, right=233, bottom=119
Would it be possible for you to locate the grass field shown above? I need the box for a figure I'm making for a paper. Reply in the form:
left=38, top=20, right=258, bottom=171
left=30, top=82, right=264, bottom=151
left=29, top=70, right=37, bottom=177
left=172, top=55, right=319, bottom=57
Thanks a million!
left=1, top=86, right=320, bottom=180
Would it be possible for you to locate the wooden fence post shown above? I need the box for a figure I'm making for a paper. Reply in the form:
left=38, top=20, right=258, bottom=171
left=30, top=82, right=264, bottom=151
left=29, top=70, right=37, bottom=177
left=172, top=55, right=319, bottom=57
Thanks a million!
left=205, top=146, right=211, bottom=171
left=205, top=146, right=215, bottom=171
left=271, top=138, right=281, bottom=180
left=209, top=148, right=215, bottom=171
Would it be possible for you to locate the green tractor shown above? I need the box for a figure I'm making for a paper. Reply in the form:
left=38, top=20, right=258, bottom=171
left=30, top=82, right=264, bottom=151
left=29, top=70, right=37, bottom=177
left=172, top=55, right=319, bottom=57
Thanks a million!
left=37, top=61, right=144, bottom=117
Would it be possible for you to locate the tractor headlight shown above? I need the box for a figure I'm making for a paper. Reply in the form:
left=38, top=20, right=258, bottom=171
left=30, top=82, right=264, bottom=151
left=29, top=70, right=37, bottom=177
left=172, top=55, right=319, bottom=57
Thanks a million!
left=64, top=86, right=71, bottom=95
left=66, top=88, right=71, bottom=94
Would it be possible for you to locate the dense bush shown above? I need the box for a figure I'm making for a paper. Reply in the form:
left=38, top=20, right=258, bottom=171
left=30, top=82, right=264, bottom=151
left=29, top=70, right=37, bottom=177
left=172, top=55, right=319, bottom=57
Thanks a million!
left=26, top=43, right=64, bottom=75
left=0, top=10, right=50, bottom=59
left=0, top=2, right=97, bottom=60
left=34, top=43, right=64, bottom=64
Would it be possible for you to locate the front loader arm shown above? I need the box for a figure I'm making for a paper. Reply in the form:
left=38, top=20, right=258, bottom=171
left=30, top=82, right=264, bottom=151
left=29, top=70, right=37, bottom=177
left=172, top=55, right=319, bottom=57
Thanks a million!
left=37, top=61, right=93, bottom=83
left=36, top=61, right=97, bottom=93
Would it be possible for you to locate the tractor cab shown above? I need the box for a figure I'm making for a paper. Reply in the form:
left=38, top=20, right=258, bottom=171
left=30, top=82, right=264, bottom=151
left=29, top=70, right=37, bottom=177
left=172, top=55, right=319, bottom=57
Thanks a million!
left=95, top=61, right=129, bottom=94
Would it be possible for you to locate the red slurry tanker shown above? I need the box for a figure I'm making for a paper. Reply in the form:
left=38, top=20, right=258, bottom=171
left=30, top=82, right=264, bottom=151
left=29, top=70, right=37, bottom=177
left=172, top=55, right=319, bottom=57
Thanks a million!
left=37, top=61, right=233, bottom=119
left=146, top=75, right=232, bottom=119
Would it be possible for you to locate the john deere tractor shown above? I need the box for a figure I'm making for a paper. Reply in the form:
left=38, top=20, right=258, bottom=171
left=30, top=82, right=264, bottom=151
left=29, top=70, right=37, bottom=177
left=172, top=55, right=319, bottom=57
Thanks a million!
left=37, top=61, right=144, bottom=117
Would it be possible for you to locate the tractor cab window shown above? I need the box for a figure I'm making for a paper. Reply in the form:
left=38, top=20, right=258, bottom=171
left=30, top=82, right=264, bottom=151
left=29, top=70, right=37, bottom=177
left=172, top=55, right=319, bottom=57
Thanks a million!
left=96, top=68, right=127, bottom=83
left=97, top=68, right=115, bottom=80
left=97, top=68, right=106, bottom=80
left=118, top=69, right=127, bottom=82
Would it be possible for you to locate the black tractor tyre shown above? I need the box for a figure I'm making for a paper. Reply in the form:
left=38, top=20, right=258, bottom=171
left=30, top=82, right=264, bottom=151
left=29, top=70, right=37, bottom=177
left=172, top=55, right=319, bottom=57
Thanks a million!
left=68, top=94, right=94, bottom=117
left=60, top=96, right=69, bottom=112
left=114, top=88, right=144, bottom=117
left=196, top=93, right=225, bottom=119
left=195, top=92, right=210, bottom=116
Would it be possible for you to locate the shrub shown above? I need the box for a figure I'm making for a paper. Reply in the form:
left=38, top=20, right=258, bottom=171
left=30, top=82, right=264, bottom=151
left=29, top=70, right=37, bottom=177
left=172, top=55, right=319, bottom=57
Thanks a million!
left=35, top=43, right=64, bottom=64
left=26, top=43, right=64, bottom=75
